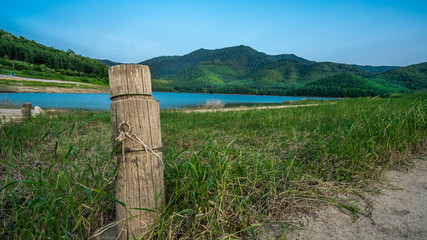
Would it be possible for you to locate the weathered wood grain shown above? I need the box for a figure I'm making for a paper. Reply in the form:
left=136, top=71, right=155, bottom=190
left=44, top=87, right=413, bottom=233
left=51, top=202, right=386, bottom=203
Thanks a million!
left=109, top=64, right=163, bottom=239
left=21, top=102, right=31, bottom=119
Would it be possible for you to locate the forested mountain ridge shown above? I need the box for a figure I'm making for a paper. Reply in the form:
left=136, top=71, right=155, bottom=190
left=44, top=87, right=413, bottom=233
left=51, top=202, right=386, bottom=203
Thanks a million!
left=379, top=62, right=427, bottom=90
left=158, top=58, right=375, bottom=94
left=142, top=45, right=426, bottom=96
left=140, top=45, right=315, bottom=78
left=351, top=64, right=400, bottom=73
left=95, top=59, right=121, bottom=67
left=250, top=59, right=372, bottom=84
left=286, top=73, right=410, bottom=97
left=140, top=45, right=401, bottom=80
left=0, top=30, right=108, bottom=85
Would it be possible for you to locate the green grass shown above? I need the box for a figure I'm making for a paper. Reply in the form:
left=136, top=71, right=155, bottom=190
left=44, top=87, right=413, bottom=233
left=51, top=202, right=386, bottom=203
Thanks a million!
left=0, top=92, right=425, bottom=239
left=0, top=112, right=115, bottom=239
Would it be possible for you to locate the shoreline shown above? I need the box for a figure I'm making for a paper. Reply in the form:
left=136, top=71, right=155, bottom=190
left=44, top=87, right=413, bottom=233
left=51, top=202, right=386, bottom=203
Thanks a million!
left=0, top=87, right=341, bottom=99
left=0, top=88, right=109, bottom=94
left=0, top=75, right=109, bottom=94
left=1, top=77, right=340, bottom=99
left=152, top=90, right=342, bottom=99
left=0, top=74, right=97, bottom=85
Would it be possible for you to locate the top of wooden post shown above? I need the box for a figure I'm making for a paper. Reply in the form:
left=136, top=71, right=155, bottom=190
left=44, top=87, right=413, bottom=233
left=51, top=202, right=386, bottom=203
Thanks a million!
left=109, top=64, right=152, bottom=99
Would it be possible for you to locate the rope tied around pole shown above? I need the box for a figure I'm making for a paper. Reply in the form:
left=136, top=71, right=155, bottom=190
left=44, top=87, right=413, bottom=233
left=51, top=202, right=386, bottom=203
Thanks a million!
left=116, top=121, right=164, bottom=169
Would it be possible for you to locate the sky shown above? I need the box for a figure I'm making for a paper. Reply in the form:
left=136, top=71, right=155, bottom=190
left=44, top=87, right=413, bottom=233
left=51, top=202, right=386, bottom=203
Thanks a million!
left=1, top=0, right=426, bottom=66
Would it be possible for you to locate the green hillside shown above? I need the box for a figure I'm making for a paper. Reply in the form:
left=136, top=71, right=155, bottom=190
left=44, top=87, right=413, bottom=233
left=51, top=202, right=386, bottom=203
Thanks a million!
left=146, top=46, right=425, bottom=97
left=251, top=59, right=372, bottom=84
left=268, top=53, right=315, bottom=64
left=95, top=59, right=121, bottom=67
left=379, top=62, right=427, bottom=90
left=351, top=64, right=400, bottom=73
left=0, top=30, right=108, bottom=85
left=141, top=45, right=313, bottom=78
left=157, top=59, right=375, bottom=95
left=287, top=73, right=409, bottom=97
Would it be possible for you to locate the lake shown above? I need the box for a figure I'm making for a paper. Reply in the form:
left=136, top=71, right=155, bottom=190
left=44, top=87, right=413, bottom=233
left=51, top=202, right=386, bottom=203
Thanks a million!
left=0, top=92, right=337, bottom=110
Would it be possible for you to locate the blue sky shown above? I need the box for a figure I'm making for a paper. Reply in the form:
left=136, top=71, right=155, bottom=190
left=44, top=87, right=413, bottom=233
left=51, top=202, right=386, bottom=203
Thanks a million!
left=1, top=0, right=426, bottom=66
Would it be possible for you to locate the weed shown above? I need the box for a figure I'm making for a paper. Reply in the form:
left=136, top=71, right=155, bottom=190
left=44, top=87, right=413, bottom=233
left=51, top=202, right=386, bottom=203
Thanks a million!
left=203, top=99, right=225, bottom=109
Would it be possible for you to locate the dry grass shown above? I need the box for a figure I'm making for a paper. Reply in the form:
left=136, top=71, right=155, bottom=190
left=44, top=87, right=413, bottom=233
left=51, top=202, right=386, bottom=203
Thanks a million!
left=203, top=99, right=225, bottom=109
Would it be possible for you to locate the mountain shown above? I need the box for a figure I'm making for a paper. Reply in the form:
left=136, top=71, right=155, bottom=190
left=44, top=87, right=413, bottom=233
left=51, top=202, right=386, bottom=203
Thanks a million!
left=144, top=46, right=387, bottom=95
left=250, top=59, right=371, bottom=84
left=165, top=58, right=373, bottom=93
left=143, top=45, right=425, bottom=97
left=268, top=54, right=315, bottom=64
left=379, top=62, right=427, bottom=90
left=95, top=59, right=121, bottom=66
left=141, top=56, right=181, bottom=65
left=0, top=29, right=109, bottom=85
left=351, top=65, right=400, bottom=73
left=140, top=45, right=314, bottom=78
left=287, top=73, right=409, bottom=97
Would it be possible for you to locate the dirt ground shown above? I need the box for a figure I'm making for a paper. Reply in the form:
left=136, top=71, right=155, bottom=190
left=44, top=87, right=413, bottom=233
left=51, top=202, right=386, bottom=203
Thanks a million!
left=3, top=86, right=109, bottom=93
left=282, top=157, right=427, bottom=240
left=0, top=74, right=94, bottom=84
left=0, top=74, right=108, bottom=93
left=0, top=109, right=25, bottom=122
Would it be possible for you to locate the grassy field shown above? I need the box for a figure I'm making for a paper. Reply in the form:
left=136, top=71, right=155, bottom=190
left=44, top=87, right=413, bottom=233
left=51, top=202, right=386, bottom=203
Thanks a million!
left=0, top=92, right=425, bottom=239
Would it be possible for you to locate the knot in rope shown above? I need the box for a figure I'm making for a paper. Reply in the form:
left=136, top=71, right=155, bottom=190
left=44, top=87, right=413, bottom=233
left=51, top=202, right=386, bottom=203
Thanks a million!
left=116, top=121, right=132, bottom=142
left=116, top=121, right=164, bottom=168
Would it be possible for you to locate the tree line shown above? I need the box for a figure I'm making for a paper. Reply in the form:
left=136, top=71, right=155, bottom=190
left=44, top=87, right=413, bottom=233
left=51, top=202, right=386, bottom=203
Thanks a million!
left=0, top=30, right=108, bottom=83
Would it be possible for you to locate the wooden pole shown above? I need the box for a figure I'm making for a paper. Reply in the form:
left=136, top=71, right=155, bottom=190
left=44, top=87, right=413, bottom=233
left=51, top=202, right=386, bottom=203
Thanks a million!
left=21, top=102, right=31, bottom=119
left=109, top=64, right=164, bottom=239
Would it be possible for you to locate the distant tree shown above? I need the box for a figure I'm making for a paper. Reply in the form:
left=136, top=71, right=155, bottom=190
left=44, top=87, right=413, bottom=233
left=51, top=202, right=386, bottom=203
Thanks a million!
left=67, top=49, right=75, bottom=57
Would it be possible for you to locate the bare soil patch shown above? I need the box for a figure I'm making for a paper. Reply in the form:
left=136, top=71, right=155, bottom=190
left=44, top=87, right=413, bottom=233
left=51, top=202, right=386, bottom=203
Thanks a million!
left=0, top=109, right=24, bottom=122
left=8, top=86, right=108, bottom=93
left=0, top=75, right=108, bottom=93
left=283, top=157, right=427, bottom=240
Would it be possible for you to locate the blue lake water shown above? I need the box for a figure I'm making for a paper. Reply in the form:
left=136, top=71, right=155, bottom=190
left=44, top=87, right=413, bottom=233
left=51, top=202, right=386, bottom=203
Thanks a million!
left=0, top=92, right=337, bottom=110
